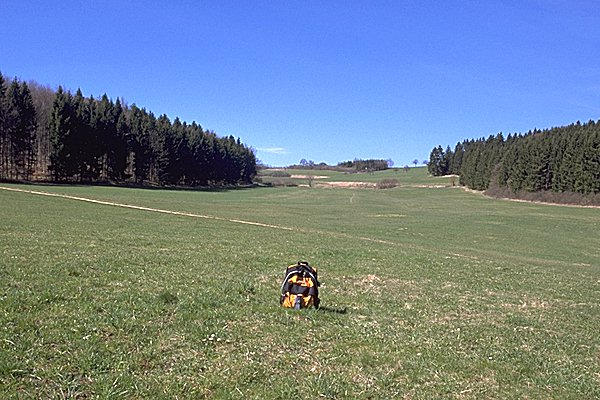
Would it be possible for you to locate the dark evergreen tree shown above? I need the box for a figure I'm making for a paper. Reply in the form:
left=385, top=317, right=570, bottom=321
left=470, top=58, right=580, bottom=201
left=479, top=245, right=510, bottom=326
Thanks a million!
left=113, top=103, right=130, bottom=181
left=428, top=145, right=445, bottom=176
left=106, top=98, right=128, bottom=181
left=149, top=113, right=169, bottom=184
left=71, top=89, right=89, bottom=180
left=48, top=87, right=76, bottom=180
left=0, top=79, right=39, bottom=180
left=189, top=125, right=213, bottom=186
left=170, top=118, right=190, bottom=184
left=450, top=142, right=464, bottom=174
left=441, top=145, right=453, bottom=175
left=27, top=80, right=54, bottom=178
left=94, top=94, right=114, bottom=180
left=13, top=82, right=37, bottom=179
left=3, top=79, right=21, bottom=179
left=0, top=73, right=6, bottom=179
left=132, top=107, right=154, bottom=183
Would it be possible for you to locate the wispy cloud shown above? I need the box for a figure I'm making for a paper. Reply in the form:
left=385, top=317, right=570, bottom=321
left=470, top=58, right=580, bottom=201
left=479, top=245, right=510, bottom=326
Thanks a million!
left=257, top=147, right=288, bottom=154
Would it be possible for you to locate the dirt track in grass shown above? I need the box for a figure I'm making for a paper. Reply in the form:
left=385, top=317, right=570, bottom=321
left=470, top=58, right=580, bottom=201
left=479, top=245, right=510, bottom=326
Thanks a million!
left=455, top=186, right=600, bottom=209
left=0, top=185, right=294, bottom=231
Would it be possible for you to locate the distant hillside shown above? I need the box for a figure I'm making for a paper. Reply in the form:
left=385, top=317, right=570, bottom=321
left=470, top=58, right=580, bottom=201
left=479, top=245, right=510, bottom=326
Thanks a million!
left=283, top=158, right=392, bottom=172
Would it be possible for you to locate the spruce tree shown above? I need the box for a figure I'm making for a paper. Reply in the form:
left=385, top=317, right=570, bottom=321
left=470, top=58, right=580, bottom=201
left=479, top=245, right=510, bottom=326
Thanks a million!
left=189, top=125, right=212, bottom=186
left=105, top=97, right=128, bottom=181
left=442, top=145, right=453, bottom=175
left=113, top=103, right=129, bottom=181
left=1, top=79, right=37, bottom=180
left=95, top=94, right=114, bottom=180
left=129, top=107, right=153, bottom=183
left=84, top=94, right=104, bottom=180
left=0, top=73, right=7, bottom=179
left=152, top=114, right=172, bottom=184
left=14, top=82, right=37, bottom=179
left=170, top=117, right=190, bottom=184
left=428, top=146, right=445, bottom=176
left=3, top=79, right=21, bottom=179
left=451, top=142, right=464, bottom=174
left=72, top=88, right=89, bottom=180
left=48, top=87, right=76, bottom=180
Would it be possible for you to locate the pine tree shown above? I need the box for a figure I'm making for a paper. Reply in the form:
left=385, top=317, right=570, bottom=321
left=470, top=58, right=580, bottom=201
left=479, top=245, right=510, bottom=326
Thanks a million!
left=508, top=140, right=526, bottom=192
left=427, top=145, right=445, bottom=176
left=95, top=94, right=115, bottom=180
left=3, top=79, right=21, bottom=179
left=189, top=125, right=213, bottom=186
left=113, top=102, right=129, bottom=181
left=570, top=125, right=587, bottom=193
left=106, top=97, right=128, bottom=181
left=152, top=114, right=172, bottom=184
left=499, top=142, right=515, bottom=188
left=82, top=94, right=103, bottom=180
left=129, top=107, right=153, bottom=183
left=1, top=79, right=37, bottom=180
left=579, top=122, right=600, bottom=193
left=26, top=80, right=54, bottom=178
left=242, top=146, right=257, bottom=183
left=442, top=145, right=453, bottom=175
left=48, top=87, right=76, bottom=180
left=72, top=88, right=89, bottom=180
left=451, top=142, right=464, bottom=174
left=523, top=137, right=544, bottom=191
left=0, top=73, right=8, bottom=179
left=170, top=117, right=190, bottom=184
left=589, top=124, right=600, bottom=193
left=14, top=82, right=37, bottom=179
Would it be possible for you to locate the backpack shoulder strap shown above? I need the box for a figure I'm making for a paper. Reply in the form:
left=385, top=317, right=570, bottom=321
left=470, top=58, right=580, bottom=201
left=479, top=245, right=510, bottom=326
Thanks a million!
left=281, top=265, right=303, bottom=294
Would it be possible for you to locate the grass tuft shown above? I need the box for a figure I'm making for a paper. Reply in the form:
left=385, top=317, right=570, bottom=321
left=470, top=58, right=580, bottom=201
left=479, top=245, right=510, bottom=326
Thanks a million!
left=158, top=290, right=178, bottom=305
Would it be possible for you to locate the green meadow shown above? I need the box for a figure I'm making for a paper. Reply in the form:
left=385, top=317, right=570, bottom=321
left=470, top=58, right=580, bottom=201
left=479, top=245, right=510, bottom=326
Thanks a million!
left=1, top=175, right=599, bottom=398
left=258, top=166, right=455, bottom=186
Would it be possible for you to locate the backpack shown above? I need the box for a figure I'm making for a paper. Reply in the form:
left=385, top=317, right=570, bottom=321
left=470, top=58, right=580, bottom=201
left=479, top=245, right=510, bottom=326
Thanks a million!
left=280, top=261, right=320, bottom=309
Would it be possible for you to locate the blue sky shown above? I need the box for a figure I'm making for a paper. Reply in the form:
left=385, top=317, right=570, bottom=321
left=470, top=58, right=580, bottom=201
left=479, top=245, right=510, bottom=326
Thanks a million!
left=1, top=1, right=599, bottom=166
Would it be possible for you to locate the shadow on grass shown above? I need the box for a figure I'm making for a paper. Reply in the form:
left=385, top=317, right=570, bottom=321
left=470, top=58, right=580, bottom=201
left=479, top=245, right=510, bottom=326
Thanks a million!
left=317, top=306, right=347, bottom=314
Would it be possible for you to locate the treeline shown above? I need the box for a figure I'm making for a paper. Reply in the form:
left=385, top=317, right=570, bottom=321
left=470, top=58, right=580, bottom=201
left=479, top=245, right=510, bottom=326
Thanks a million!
left=428, top=120, right=600, bottom=194
left=0, top=72, right=256, bottom=186
left=0, top=75, right=37, bottom=180
left=285, top=158, right=391, bottom=172
left=337, top=159, right=390, bottom=171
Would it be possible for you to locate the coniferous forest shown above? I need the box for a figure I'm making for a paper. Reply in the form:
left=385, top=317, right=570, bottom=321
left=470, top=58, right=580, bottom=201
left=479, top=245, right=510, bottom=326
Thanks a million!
left=428, top=120, right=600, bottom=198
left=0, top=72, right=256, bottom=186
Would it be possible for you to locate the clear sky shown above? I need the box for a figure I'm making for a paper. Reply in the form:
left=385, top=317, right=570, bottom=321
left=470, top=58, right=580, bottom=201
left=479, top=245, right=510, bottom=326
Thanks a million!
left=1, top=1, right=599, bottom=166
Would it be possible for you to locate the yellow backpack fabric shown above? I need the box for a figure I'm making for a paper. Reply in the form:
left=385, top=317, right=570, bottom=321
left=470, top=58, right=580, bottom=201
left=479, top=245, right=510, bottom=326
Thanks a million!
left=280, top=261, right=320, bottom=309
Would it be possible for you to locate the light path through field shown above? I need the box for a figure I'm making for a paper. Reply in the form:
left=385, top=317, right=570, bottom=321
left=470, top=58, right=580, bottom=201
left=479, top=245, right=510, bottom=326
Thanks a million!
left=455, top=186, right=600, bottom=209
left=1, top=185, right=589, bottom=268
left=0, top=185, right=293, bottom=231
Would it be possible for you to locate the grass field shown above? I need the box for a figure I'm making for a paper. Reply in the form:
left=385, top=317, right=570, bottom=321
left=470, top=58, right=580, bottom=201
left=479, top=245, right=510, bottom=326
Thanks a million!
left=258, top=166, right=456, bottom=186
left=1, top=180, right=599, bottom=398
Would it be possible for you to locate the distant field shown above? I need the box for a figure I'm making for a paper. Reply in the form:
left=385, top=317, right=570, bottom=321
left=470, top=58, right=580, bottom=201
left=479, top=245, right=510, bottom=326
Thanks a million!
left=258, top=166, right=457, bottom=185
left=1, top=182, right=599, bottom=398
